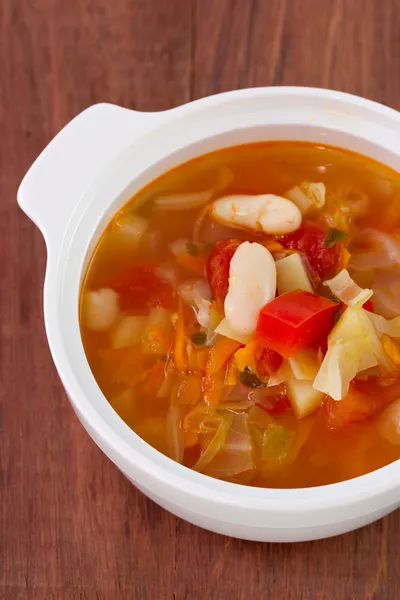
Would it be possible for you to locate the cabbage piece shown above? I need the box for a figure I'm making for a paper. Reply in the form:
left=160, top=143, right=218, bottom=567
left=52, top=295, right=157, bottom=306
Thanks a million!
left=214, top=318, right=253, bottom=344
left=313, top=307, right=393, bottom=400
left=275, top=253, right=313, bottom=294
left=287, top=379, right=325, bottom=418
left=192, top=412, right=233, bottom=473
left=220, top=383, right=254, bottom=412
left=250, top=405, right=312, bottom=467
left=381, top=335, right=400, bottom=367
left=285, top=182, right=325, bottom=215
left=249, top=386, right=288, bottom=412
left=183, top=401, right=221, bottom=434
left=366, top=312, right=400, bottom=338
left=288, top=348, right=320, bottom=381
left=261, top=424, right=295, bottom=461
left=248, top=404, right=276, bottom=439
left=205, top=413, right=254, bottom=477
left=324, top=269, right=373, bottom=307
left=219, top=396, right=254, bottom=412
left=330, top=309, right=392, bottom=371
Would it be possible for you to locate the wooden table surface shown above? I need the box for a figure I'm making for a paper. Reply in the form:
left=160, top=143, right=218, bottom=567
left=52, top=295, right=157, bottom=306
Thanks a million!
left=1, top=1, right=400, bottom=598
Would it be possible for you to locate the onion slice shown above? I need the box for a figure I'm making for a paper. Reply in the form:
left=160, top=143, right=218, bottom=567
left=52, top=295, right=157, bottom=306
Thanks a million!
left=324, top=269, right=373, bottom=307
left=154, top=190, right=213, bottom=211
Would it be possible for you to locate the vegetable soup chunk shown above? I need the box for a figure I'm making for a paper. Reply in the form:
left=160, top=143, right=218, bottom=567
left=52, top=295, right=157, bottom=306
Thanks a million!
left=80, top=141, right=400, bottom=488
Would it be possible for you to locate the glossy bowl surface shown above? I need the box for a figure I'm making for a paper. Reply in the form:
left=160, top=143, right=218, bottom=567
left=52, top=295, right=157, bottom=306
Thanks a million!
left=18, top=87, right=400, bottom=541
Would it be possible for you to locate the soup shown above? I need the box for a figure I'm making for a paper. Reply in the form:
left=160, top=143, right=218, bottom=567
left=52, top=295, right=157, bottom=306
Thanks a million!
left=80, top=142, right=400, bottom=488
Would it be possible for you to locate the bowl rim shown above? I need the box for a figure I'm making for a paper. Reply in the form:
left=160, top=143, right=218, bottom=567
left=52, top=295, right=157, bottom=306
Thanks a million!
left=46, top=86, right=400, bottom=515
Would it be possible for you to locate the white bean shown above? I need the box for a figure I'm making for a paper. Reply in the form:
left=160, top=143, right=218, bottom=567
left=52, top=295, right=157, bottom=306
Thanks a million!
left=112, top=315, right=148, bottom=348
left=224, top=241, right=276, bottom=335
left=211, top=194, right=302, bottom=235
left=114, top=214, right=149, bottom=248
left=83, top=288, right=120, bottom=331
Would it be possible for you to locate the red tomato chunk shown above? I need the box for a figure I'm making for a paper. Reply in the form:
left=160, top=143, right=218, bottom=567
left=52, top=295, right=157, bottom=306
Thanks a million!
left=256, top=290, right=338, bottom=358
left=207, top=239, right=242, bottom=300
left=325, top=378, right=396, bottom=430
left=255, top=346, right=283, bottom=377
left=108, top=263, right=174, bottom=310
left=279, top=221, right=342, bottom=278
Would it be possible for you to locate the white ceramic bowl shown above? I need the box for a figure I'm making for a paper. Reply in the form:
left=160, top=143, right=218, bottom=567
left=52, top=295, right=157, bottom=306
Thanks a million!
left=18, top=87, right=400, bottom=542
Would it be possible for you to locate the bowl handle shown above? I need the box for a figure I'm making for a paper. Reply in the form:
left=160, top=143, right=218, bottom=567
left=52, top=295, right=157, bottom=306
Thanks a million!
left=17, top=103, right=165, bottom=250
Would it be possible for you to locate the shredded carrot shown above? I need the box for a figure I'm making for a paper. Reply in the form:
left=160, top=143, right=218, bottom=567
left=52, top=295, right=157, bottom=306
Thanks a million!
left=262, top=239, right=298, bottom=255
left=206, top=338, right=243, bottom=375
left=202, top=338, right=242, bottom=409
left=176, top=375, right=203, bottom=406
left=225, top=357, right=238, bottom=386
left=174, top=298, right=188, bottom=373
left=262, top=240, right=285, bottom=252
left=183, top=430, right=199, bottom=448
left=176, top=251, right=206, bottom=276
left=203, top=369, right=225, bottom=409
left=195, top=347, right=209, bottom=373
left=337, top=247, right=351, bottom=271
left=234, top=340, right=258, bottom=372
left=146, top=326, right=172, bottom=355
left=187, top=343, right=208, bottom=374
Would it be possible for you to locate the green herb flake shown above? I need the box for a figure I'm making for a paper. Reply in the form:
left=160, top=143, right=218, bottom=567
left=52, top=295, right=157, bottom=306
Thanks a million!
left=238, top=366, right=267, bottom=389
left=186, top=241, right=198, bottom=256
left=324, top=228, right=348, bottom=248
left=329, top=295, right=342, bottom=323
left=190, top=331, right=207, bottom=346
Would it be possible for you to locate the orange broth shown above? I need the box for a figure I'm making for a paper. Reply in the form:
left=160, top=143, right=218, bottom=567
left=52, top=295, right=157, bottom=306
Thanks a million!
left=80, top=142, right=400, bottom=488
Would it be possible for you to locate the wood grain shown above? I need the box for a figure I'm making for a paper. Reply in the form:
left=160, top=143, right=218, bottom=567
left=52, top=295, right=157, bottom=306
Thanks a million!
left=1, top=0, right=400, bottom=598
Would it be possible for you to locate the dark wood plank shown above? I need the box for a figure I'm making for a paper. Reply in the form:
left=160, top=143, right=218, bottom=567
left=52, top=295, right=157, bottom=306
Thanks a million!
left=0, top=0, right=192, bottom=598
left=1, top=0, right=400, bottom=598
left=193, top=0, right=400, bottom=108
